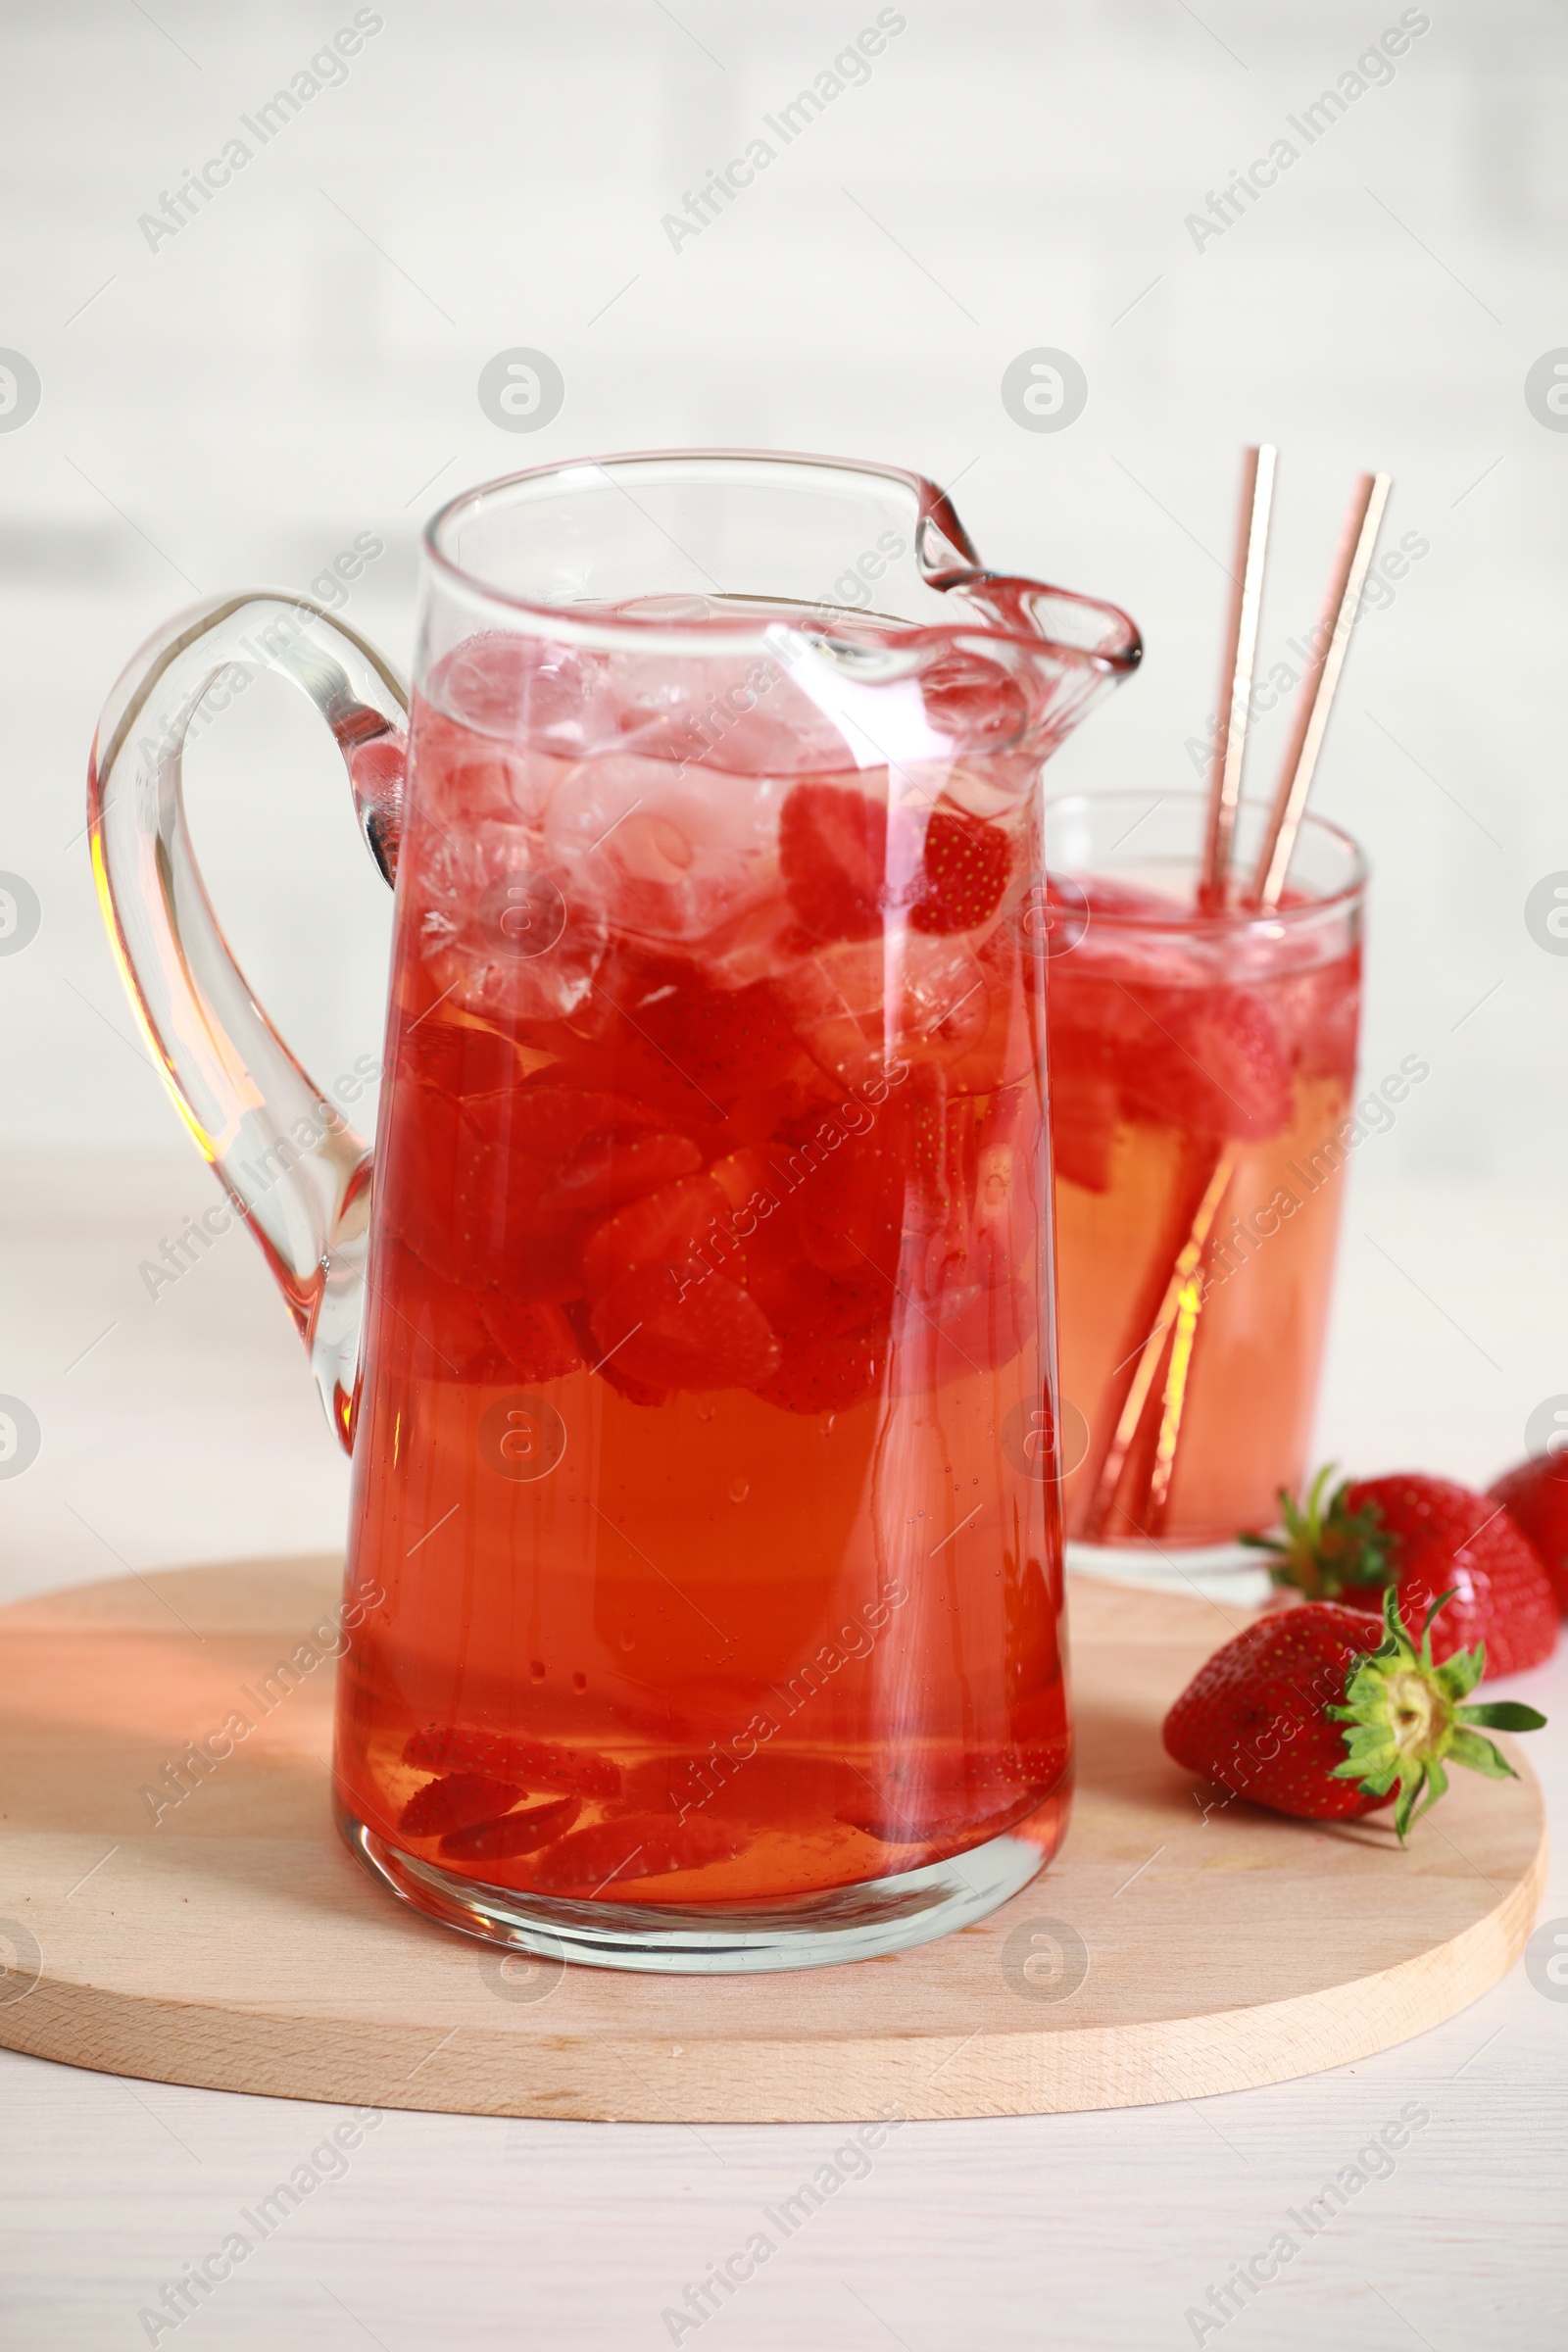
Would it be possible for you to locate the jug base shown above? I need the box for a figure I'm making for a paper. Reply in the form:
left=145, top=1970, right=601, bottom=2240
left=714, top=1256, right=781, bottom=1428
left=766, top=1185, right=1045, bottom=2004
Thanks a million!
left=336, top=1792, right=1068, bottom=1975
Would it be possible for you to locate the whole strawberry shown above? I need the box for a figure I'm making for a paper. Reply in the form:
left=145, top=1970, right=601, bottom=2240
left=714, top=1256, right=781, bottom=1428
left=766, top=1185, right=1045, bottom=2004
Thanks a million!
left=1163, top=1589, right=1545, bottom=1836
left=1244, top=1466, right=1559, bottom=1679
left=1489, top=1452, right=1568, bottom=1615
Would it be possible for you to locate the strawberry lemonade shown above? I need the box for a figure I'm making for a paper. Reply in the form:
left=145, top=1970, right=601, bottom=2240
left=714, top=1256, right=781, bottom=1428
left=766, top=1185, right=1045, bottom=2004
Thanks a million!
left=333, top=614, right=1075, bottom=1920
left=1044, top=797, right=1367, bottom=1550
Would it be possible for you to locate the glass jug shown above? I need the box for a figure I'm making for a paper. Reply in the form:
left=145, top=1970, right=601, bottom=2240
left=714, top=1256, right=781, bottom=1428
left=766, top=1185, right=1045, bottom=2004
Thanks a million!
left=88, top=452, right=1140, bottom=1973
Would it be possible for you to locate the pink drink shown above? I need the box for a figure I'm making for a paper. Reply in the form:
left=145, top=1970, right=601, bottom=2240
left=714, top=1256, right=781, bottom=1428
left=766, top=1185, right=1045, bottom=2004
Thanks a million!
left=1044, top=811, right=1364, bottom=1549
left=333, top=617, right=1073, bottom=1907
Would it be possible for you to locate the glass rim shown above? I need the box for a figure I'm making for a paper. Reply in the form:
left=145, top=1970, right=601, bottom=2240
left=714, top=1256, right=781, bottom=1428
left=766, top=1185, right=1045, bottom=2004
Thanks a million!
left=1041, top=789, right=1367, bottom=930
left=423, top=447, right=1144, bottom=671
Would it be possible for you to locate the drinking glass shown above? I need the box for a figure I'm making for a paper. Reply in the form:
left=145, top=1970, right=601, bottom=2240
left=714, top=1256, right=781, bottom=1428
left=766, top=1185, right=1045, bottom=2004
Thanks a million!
left=89, top=452, right=1140, bottom=1970
left=1043, top=791, right=1365, bottom=1566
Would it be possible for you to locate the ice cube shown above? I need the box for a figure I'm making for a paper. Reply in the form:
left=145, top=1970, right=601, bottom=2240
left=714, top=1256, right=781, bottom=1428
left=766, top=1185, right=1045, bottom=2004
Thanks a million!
left=607, top=645, right=860, bottom=778
left=685, top=893, right=808, bottom=991
left=910, top=754, right=1038, bottom=821
left=412, top=819, right=607, bottom=1022
left=545, top=752, right=789, bottom=946
left=771, top=930, right=990, bottom=1085
left=414, top=695, right=574, bottom=835
left=432, top=631, right=620, bottom=756
left=900, top=932, right=990, bottom=1054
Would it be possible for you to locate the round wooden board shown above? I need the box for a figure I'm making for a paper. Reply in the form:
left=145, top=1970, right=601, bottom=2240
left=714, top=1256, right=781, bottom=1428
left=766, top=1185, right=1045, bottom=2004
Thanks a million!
left=0, top=1559, right=1544, bottom=2123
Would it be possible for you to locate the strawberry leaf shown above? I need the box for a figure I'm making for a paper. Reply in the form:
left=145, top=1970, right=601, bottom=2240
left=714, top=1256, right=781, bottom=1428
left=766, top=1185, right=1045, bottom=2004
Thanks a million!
left=1329, top=1586, right=1546, bottom=1841
left=1442, top=1730, right=1518, bottom=1781
left=1433, top=1640, right=1487, bottom=1703
left=1242, top=1463, right=1396, bottom=1599
left=1459, top=1699, right=1548, bottom=1732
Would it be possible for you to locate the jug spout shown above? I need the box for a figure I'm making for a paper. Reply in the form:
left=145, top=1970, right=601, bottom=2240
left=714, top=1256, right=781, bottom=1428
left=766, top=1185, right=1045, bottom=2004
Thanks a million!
left=667, top=454, right=1144, bottom=779
left=888, top=464, right=1143, bottom=760
left=908, top=469, right=1143, bottom=668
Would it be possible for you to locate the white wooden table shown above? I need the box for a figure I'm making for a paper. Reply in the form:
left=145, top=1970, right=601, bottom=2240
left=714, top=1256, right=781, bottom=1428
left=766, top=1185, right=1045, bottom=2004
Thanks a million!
left=1, top=1151, right=1563, bottom=2351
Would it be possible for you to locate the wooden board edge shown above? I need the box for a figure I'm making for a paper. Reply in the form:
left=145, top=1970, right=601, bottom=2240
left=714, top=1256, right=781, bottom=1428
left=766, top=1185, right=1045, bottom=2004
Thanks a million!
left=0, top=1821, right=1543, bottom=2124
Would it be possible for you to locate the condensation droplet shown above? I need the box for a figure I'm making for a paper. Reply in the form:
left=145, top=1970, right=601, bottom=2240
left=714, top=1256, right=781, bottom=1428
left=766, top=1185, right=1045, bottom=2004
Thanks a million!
left=695, top=1400, right=716, bottom=1423
left=529, top=1659, right=546, bottom=1683
left=571, top=1669, right=588, bottom=1694
left=617, top=1629, right=635, bottom=1653
left=728, top=1477, right=750, bottom=1503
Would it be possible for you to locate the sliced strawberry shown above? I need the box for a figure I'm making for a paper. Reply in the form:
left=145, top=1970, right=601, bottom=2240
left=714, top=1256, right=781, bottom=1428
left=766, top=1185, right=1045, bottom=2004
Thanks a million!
left=884, top=1219, right=1033, bottom=1389
left=500, top=1217, right=594, bottom=1305
left=537, top=1127, right=703, bottom=1219
left=707, top=1155, right=816, bottom=1330
left=525, top=1812, right=748, bottom=1893
left=745, top=1260, right=886, bottom=1346
left=579, top=1173, right=730, bottom=1298
left=481, top=1082, right=665, bottom=1173
left=779, top=782, right=888, bottom=942
left=609, top=1754, right=716, bottom=1820
left=612, top=1751, right=862, bottom=1824
left=589, top=1262, right=780, bottom=1393
left=370, top=1241, right=511, bottom=1382
left=847, top=1794, right=1031, bottom=1848
left=379, top=1081, right=480, bottom=1289
left=543, top=1029, right=725, bottom=1129
left=1180, top=986, right=1294, bottom=1141
left=701, top=1752, right=864, bottom=1823
left=559, top=949, right=743, bottom=1125
left=797, top=1143, right=905, bottom=1279
left=842, top=1740, right=1071, bottom=1847
left=398, top=1771, right=522, bottom=1839
left=907, top=810, right=1011, bottom=936
left=1041, top=966, right=1123, bottom=1125
left=562, top=1298, right=672, bottom=1404
left=478, top=1293, right=582, bottom=1382
left=449, top=1085, right=670, bottom=1297
left=709, top=1144, right=785, bottom=1216
left=900, top=1274, right=1033, bottom=1382
left=397, top=1013, right=520, bottom=1099
left=631, top=976, right=806, bottom=1098
left=1114, top=984, right=1293, bottom=1143
left=439, top=1793, right=581, bottom=1862
left=710, top=1080, right=833, bottom=1154
left=403, top=1724, right=621, bottom=1798
left=454, top=1096, right=705, bottom=1303
left=756, top=1326, right=886, bottom=1415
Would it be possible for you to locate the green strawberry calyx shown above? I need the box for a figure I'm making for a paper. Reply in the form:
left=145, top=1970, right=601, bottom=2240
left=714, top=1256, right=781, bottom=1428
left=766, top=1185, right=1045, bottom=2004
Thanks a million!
left=1240, top=1462, right=1396, bottom=1599
left=1330, top=1587, right=1546, bottom=1840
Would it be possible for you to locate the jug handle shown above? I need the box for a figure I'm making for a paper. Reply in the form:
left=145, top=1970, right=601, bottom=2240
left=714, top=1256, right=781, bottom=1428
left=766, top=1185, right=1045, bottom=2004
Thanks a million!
left=86, top=594, right=409, bottom=1453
